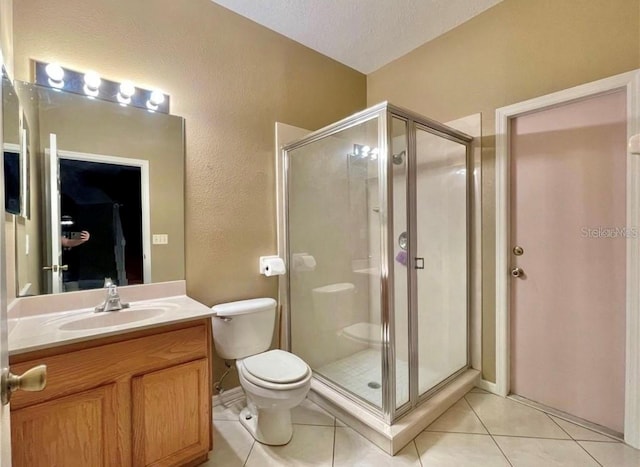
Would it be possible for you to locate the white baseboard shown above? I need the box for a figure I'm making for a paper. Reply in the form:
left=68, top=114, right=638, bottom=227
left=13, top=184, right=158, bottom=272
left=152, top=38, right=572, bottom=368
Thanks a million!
left=212, top=386, right=244, bottom=406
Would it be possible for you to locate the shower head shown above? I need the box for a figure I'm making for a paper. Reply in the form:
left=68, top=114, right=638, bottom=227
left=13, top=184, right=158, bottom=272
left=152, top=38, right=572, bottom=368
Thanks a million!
left=392, top=150, right=406, bottom=165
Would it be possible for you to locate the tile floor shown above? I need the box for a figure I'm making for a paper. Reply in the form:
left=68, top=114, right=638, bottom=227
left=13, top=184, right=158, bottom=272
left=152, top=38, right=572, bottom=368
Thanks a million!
left=204, top=388, right=640, bottom=466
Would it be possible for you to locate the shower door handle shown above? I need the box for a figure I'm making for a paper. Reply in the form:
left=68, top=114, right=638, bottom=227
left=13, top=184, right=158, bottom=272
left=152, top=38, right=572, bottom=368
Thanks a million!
left=415, top=257, right=424, bottom=270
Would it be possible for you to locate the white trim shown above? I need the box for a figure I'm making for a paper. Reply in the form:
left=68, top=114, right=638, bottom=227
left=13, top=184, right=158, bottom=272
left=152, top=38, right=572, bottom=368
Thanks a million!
left=274, top=122, right=309, bottom=350
left=476, top=378, right=499, bottom=394
left=54, top=149, right=152, bottom=284
left=495, top=70, right=640, bottom=448
left=48, top=135, right=61, bottom=293
left=444, top=114, right=483, bottom=372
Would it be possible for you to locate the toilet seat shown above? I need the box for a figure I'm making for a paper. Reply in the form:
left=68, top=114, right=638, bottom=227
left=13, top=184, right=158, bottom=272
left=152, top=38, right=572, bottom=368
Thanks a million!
left=238, top=350, right=311, bottom=391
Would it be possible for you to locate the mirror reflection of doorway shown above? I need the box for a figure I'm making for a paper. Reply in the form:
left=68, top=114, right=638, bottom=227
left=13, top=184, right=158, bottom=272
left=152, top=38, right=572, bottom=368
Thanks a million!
left=58, top=156, right=147, bottom=292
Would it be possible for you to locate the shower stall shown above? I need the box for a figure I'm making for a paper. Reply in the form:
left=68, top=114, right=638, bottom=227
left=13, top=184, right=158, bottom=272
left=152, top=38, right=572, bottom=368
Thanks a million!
left=283, top=102, right=473, bottom=432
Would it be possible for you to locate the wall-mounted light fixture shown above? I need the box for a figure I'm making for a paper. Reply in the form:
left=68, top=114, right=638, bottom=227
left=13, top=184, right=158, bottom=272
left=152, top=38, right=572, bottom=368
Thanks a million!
left=34, top=60, right=171, bottom=114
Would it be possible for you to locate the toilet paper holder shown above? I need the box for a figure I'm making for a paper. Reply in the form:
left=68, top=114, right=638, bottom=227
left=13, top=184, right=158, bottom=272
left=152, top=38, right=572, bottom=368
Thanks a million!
left=259, top=256, right=287, bottom=276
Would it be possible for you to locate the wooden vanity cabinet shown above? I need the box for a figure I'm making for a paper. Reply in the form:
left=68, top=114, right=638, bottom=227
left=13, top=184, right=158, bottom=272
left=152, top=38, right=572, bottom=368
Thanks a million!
left=9, top=319, right=213, bottom=467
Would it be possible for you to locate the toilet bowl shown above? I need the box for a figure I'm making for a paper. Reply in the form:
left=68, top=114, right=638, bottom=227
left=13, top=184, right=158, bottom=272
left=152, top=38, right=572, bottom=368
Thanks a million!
left=211, top=298, right=312, bottom=445
left=236, top=349, right=311, bottom=445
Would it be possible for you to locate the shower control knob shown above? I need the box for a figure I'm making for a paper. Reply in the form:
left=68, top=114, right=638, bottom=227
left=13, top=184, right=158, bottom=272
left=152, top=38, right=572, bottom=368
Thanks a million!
left=510, top=267, right=524, bottom=278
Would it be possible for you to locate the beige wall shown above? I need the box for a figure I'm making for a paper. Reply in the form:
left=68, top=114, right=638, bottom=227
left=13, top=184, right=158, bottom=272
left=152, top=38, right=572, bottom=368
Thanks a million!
left=367, top=0, right=640, bottom=381
left=0, top=0, right=13, bottom=79
left=12, top=0, right=366, bottom=386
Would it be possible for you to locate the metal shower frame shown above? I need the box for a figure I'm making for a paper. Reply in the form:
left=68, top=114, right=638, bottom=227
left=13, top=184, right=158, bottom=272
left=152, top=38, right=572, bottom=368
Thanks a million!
left=282, top=102, right=473, bottom=424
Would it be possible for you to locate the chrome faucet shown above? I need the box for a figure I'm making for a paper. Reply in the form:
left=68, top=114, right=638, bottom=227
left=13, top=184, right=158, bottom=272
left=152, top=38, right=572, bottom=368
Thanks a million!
left=95, top=278, right=130, bottom=312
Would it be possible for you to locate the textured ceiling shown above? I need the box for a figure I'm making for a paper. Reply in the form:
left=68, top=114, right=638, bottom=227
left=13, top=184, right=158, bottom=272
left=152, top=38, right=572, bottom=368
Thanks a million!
left=210, top=0, right=503, bottom=74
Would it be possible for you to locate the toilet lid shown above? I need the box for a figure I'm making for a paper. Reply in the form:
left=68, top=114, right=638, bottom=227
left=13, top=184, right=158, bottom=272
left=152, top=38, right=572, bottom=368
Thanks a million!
left=243, top=350, right=309, bottom=383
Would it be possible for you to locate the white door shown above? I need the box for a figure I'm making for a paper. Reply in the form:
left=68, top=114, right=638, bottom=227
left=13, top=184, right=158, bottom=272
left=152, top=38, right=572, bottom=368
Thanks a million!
left=510, top=91, right=627, bottom=432
left=0, top=284, right=10, bottom=466
left=1, top=69, right=12, bottom=463
left=45, top=133, right=63, bottom=293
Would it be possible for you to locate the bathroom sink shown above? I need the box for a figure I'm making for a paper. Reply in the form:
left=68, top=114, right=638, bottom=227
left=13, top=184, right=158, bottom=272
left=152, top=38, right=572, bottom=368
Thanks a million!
left=58, top=304, right=176, bottom=331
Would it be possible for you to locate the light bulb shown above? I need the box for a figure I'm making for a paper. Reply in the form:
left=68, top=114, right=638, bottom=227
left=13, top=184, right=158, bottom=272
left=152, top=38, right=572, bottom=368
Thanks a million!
left=84, top=71, right=101, bottom=92
left=119, top=81, right=135, bottom=98
left=45, top=63, right=65, bottom=88
left=150, top=90, right=165, bottom=105
left=118, top=81, right=135, bottom=105
left=45, top=63, right=64, bottom=82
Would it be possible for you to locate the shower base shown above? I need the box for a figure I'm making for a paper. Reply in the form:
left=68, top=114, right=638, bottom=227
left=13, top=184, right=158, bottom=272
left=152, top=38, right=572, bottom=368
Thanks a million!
left=318, top=349, right=451, bottom=408
left=308, top=366, right=480, bottom=455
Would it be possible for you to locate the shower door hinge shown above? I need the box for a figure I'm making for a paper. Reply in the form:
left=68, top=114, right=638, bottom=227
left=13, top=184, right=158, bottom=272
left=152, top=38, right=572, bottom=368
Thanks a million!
left=415, top=257, right=424, bottom=270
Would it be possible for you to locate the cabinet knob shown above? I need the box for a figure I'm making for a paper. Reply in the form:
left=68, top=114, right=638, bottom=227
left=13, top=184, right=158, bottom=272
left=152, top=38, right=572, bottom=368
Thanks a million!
left=1, top=364, right=47, bottom=405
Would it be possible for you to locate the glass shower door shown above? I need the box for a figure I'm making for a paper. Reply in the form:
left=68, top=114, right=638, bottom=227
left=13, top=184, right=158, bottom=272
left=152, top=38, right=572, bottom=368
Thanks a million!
left=287, top=115, right=385, bottom=410
left=414, top=125, right=468, bottom=396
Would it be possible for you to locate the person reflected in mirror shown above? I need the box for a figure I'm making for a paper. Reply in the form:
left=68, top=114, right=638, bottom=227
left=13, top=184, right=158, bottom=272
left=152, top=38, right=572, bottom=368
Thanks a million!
left=61, top=230, right=91, bottom=249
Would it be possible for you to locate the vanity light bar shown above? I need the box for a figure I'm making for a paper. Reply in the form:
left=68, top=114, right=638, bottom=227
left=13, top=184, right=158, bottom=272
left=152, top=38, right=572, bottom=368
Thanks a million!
left=33, top=60, right=170, bottom=114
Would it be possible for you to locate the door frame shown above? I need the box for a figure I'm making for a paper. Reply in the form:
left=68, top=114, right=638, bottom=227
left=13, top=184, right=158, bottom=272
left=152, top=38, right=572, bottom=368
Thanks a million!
left=49, top=149, right=152, bottom=285
left=495, top=69, right=640, bottom=447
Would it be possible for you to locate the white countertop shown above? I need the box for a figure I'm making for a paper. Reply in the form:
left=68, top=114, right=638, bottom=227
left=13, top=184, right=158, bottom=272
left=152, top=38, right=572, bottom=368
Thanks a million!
left=8, top=294, right=215, bottom=356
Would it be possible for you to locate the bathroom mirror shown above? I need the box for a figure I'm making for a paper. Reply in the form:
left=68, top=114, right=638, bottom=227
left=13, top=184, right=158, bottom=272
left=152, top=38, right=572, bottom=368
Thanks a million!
left=2, top=68, right=26, bottom=216
left=11, top=80, right=185, bottom=296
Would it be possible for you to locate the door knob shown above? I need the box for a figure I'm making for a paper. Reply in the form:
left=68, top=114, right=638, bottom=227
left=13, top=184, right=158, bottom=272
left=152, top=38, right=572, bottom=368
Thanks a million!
left=511, top=267, right=524, bottom=278
left=42, top=265, right=55, bottom=271
left=1, top=364, right=47, bottom=405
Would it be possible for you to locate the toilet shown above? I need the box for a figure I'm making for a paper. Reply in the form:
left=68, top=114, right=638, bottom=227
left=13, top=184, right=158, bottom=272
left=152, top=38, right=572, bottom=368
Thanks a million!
left=211, top=298, right=311, bottom=445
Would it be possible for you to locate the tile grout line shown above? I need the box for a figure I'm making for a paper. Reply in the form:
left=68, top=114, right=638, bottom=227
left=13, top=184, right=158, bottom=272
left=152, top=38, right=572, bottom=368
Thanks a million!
left=464, top=395, right=514, bottom=467
left=332, top=424, right=337, bottom=467
left=424, top=429, right=583, bottom=441
left=546, top=414, right=603, bottom=467
left=242, top=440, right=255, bottom=467
left=412, top=439, right=424, bottom=467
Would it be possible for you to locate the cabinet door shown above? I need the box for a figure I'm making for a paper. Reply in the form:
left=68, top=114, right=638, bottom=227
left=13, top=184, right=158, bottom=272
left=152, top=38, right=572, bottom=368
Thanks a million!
left=132, top=359, right=210, bottom=467
left=11, top=384, right=118, bottom=467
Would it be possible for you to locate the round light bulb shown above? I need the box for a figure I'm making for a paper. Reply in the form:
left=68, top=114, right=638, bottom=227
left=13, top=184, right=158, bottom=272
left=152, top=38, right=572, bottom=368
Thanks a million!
left=83, top=71, right=102, bottom=92
left=149, top=90, right=165, bottom=106
left=45, top=63, right=64, bottom=82
left=119, top=81, right=136, bottom=98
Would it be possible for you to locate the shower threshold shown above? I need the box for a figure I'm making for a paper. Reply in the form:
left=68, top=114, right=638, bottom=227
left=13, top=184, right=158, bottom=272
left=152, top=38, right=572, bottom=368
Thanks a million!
left=307, top=368, right=480, bottom=455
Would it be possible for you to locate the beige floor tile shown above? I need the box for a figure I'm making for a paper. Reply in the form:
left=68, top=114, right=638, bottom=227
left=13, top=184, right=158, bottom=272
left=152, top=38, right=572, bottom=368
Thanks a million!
left=465, top=393, right=570, bottom=439
left=335, top=417, right=347, bottom=427
left=414, top=432, right=510, bottom=467
left=201, top=420, right=254, bottom=467
left=291, top=398, right=335, bottom=426
left=245, top=424, right=335, bottom=466
left=579, top=441, right=640, bottom=467
left=495, top=436, right=600, bottom=466
left=469, top=387, right=489, bottom=394
left=549, top=415, right=619, bottom=442
left=334, top=426, right=420, bottom=466
left=426, top=398, right=488, bottom=434
left=213, top=398, right=245, bottom=421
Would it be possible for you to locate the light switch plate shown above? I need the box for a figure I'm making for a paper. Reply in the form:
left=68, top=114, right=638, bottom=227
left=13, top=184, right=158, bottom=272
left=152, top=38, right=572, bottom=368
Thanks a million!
left=152, top=234, right=169, bottom=245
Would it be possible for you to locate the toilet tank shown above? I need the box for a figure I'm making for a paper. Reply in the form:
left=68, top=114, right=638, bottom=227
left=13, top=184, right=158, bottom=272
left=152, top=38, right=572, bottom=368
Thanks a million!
left=211, top=298, right=277, bottom=360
